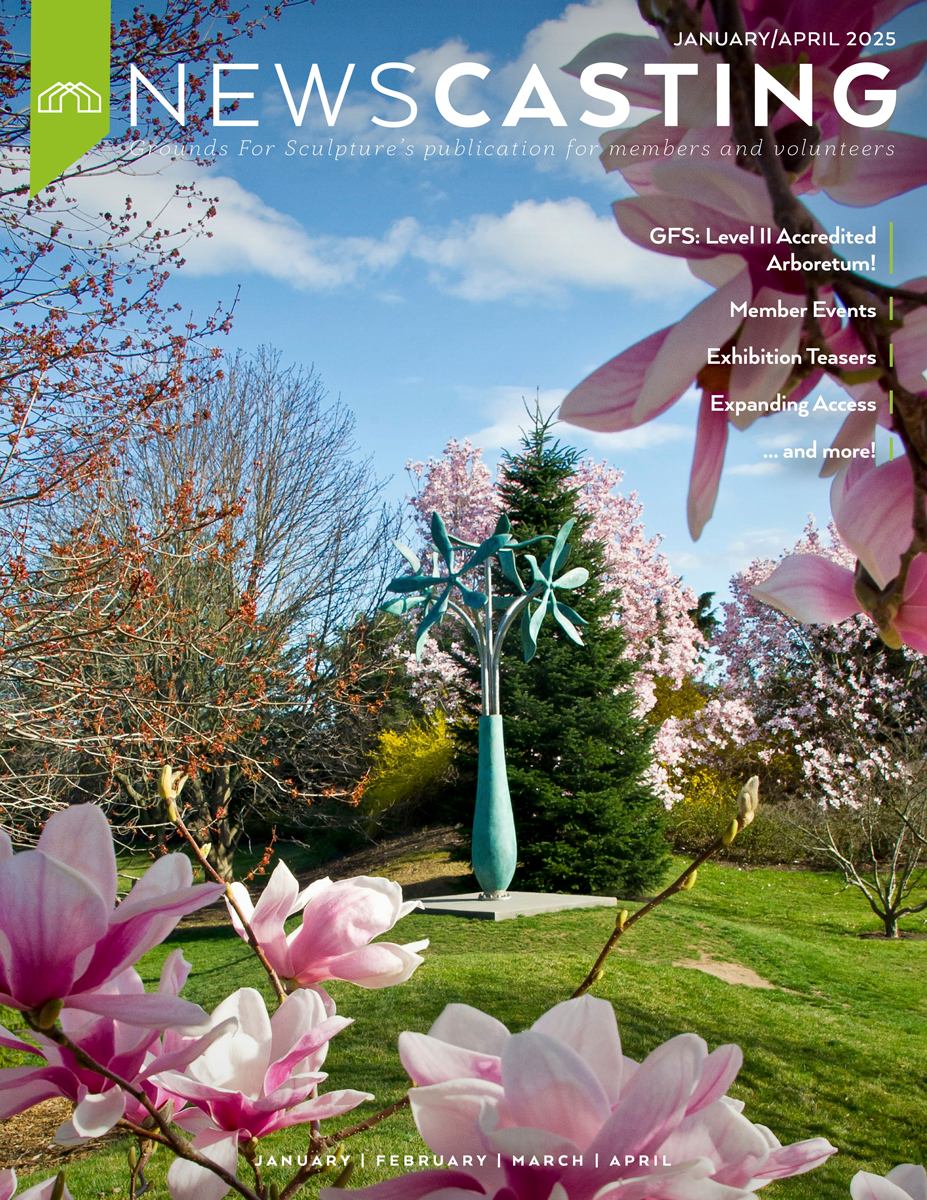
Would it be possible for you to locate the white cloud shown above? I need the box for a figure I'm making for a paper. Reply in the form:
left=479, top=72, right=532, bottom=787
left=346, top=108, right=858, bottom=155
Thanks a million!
left=462, top=383, right=691, bottom=457
left=260, top=0, right=655, bottom=173
left=66, top=160, right=698, bottom=303
left=66, top=158, right=416, bottom=288
left=411, top=196, right=696, bottom=302
left=482, top=0, right=656, bottom=177
left=726, top=529, right=792, bottom=559
left=496, top=0, right=652, bottom=114
left=728, top=461, right=785, bottom=476
left=586, top=421, right=691, bottom=451
left=465, top=386, right=567, bottom=451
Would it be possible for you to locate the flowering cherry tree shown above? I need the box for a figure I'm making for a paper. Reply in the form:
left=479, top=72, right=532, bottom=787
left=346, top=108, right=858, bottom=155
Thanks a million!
left=405, top=440, right=704, bottom=720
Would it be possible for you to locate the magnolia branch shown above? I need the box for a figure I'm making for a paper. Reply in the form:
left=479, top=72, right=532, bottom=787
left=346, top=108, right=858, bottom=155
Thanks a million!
left=23, top=1017, right=262, bottom=1200
left=158, top=766, right=289, bottom=1006
left=278, top=1095, right=412, bottom=1200
left=572, top=778, right=759, bottom=998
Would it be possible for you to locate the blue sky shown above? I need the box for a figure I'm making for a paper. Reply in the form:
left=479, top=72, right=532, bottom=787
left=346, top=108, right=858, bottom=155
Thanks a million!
left=104, top=0, right=927, bottom=599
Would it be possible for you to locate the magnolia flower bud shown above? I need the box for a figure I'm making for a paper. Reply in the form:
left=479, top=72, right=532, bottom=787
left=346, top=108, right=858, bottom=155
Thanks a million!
left=681, top=869, right=697, bottom=890
left=878, top=623, right=904, bottom=650
left=158, top=765, right=188, bottom=809
left=332, top=1162, right=355, bottom=1189
left=737, top=777, right=760, bottom=828
left=158, top=765, right=175, bottom=800
left=722, top=818, right=739, bottom=845
left=617, top=909, right=629, bottom=931
left=853, top=561, right=904, bottom=648
left=35, top=998, right=63, bottom=1029
left=51, top=1174, right=67, bottom=1200
left=128, top=1145, right=139, bottom=1170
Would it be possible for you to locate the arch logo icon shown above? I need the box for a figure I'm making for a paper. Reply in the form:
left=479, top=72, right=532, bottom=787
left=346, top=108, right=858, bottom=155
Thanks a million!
left=37, top=81, right=105, bottom=114
left=30, top=0, right=111, bottom=196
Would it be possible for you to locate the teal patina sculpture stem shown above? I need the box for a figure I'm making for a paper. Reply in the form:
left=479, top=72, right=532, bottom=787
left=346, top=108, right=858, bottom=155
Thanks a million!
left=471, top=713, right=516, bottom=897
left=382, top=513, right=588, bottom=899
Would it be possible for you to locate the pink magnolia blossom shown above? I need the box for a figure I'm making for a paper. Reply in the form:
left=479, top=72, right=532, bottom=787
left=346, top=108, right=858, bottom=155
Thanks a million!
left=752, top=457, right=927, bottom=651
left=226, top=862, right=428, bottom=996
left=0, top=805, right=223, bottom=1027
left=563, top=13, right=927, bottom=207
left=152, top=987, right=371, bottom=1200
left=821, top=279, right=927, bottom=476
left=0, top=1170, right=75, bottom=1200
left=559, top=161, right=854, bottom=539
left=556, top=6, right=927, bottom=543
left=0, top=951, right=234, bottom=1144
left=320, top=996, right=835, bottom=1200
left=852, top=1165, right=927, bottom=1200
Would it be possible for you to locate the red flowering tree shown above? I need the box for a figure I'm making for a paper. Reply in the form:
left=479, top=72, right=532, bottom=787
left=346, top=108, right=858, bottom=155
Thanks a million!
left=0, top=2, right=337, bottom=854
left=0, top=350, right=398, bottom=874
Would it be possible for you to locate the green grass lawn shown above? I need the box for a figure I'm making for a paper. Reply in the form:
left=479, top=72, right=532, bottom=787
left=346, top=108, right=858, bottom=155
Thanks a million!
left=5, top=861, right=927, bottom=1199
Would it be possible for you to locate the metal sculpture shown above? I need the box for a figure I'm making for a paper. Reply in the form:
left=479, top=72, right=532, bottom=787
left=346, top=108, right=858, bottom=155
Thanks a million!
left=382, top=512, right=589, bottom=898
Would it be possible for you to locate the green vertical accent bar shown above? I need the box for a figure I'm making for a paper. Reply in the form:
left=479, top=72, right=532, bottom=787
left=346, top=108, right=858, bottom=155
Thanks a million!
left=889, top=296, right=894, bottom=321
left=31, top=0, right=111, bottom=196
left=889, top=223, right=894, bottom=274
left=890, top=437, right=894, bottom=461
left=890, top=391, right=894, bottom=414
left=890, top=343, right=894, bottom=368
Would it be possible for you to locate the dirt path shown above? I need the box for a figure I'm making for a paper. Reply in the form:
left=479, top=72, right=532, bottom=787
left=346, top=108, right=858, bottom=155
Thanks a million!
left=673, top=950, right=776, bottom=989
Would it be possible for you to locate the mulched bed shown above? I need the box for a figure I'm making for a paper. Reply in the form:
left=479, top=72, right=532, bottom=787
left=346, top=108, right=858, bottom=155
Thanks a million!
left=0, top=1099, right=114, bottom=1174
left=179, top=824, right=473, bottom=926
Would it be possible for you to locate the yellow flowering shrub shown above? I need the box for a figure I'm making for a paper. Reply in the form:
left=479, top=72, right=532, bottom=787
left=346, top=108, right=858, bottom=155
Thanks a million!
left=362, top=712, right=455, bottom=819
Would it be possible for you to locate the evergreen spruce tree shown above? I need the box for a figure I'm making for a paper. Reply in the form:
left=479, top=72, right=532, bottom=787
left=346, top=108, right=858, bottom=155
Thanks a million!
left=494, top=410, right=669, bottom=896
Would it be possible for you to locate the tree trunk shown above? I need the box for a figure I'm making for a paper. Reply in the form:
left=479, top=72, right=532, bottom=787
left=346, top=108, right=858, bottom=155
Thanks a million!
left=883, top=912, right=899, bottom=938
left=188, top=767, right=240, bottom=882
left=211, top=814, right=238, bottom=882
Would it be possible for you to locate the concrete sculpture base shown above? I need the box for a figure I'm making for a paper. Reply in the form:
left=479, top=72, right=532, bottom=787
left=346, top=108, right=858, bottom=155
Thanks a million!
left=417, top=891, right=618, bottom=921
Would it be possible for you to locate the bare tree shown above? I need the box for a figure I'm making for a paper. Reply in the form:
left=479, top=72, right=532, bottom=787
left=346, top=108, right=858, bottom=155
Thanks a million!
left=0, top=350, right=401, bottom=876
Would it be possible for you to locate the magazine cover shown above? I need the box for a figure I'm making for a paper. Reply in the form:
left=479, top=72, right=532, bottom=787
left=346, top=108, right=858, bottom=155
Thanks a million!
left=1, top=1, right=926, bottom=1198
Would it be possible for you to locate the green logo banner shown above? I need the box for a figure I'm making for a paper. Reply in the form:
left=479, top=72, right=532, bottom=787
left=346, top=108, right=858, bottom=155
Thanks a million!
left=31, top=0, right=111, bottom=197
